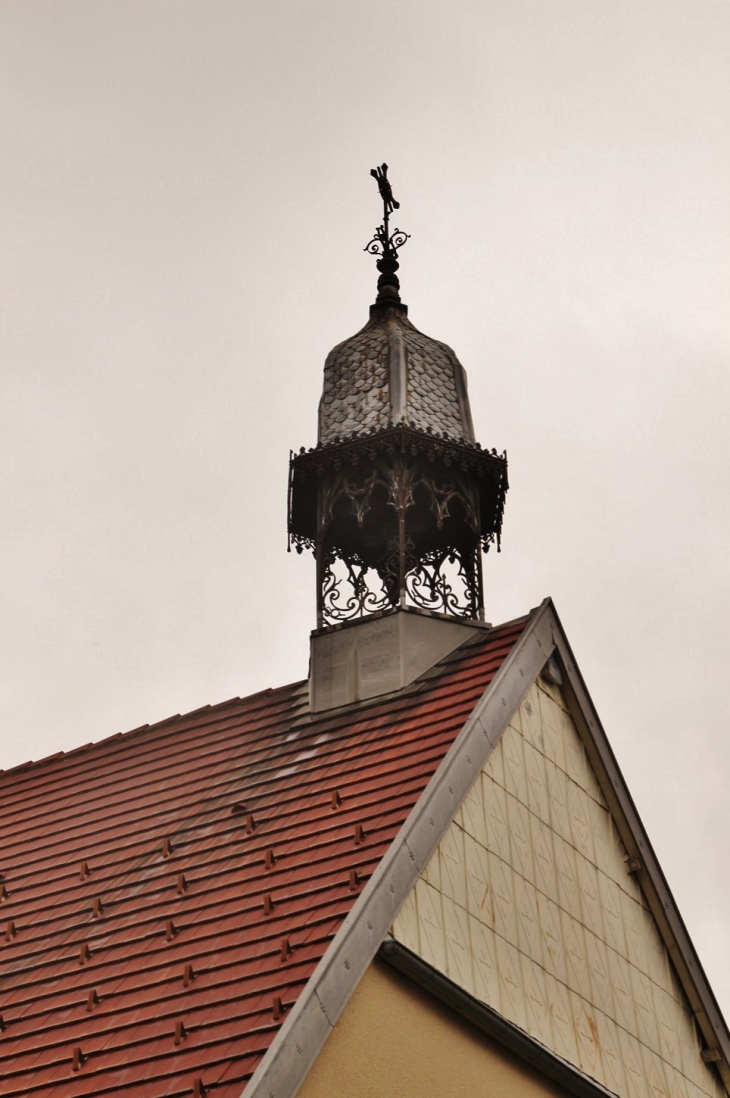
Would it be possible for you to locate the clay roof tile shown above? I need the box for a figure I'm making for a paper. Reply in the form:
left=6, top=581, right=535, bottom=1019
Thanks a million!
left=0, top=618, right=527, bottom=1096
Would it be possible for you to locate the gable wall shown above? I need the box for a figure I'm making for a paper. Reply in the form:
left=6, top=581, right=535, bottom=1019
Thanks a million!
left=298, top=960, right=569, bottom=1098
left=391, top=675, right=724, bottom=1098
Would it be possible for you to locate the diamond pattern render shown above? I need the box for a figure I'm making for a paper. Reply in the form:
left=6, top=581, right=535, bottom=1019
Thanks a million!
left=391, top=677, right=725, bottom=1098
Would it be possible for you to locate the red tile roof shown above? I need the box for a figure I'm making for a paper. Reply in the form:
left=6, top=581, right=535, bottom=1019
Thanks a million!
left=0, top=616, right=529, bottom=1097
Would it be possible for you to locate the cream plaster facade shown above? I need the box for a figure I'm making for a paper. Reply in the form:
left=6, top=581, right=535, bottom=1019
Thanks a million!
left=298, top=961, right=568, bottom=1098
left=391, top=676, right=725, bottom=1098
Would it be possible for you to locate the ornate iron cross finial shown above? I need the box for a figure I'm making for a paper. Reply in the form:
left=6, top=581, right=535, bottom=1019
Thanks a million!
left=364, top=163, right=410, bottom=306
left=370, top=163, right=399, bottom=215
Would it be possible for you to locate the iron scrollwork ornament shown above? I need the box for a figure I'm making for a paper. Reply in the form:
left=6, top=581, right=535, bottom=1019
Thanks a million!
left=313, top=450, right=485, bottom=626
left=405, top=547, right=481, bottom=619
left=321, top=553, right=391, bottom=623
left=319, top=541, right=481, bottom=626
left=363, top=226, right=410, bottom=260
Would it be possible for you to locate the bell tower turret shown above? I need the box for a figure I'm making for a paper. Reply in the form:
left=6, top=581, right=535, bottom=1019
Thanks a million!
left=289, top=166, right=508, bottom=708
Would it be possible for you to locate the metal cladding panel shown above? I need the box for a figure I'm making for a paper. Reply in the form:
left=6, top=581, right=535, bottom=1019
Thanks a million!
left=0, top=618, right=527, bottom=1097
left=392, top=677, right=727, bottom=1098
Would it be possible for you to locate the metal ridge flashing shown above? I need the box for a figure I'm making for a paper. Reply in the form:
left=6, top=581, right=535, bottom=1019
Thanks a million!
left=378, top=938, right=619, bottom=1098
left=242, top=599, right=552, bottom=1098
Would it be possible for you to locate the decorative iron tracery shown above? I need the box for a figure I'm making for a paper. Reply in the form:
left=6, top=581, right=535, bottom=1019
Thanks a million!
left=290, top=426, right=508, bottom=541
left=405, top=546, right=482, bottom=620
left=289, top=426, right=506, bottom=629
left=319, top=552, right=392, bottom=623
left=314, top=459, right=482, bottom=543
left=316, top=537, right=482, bottom=627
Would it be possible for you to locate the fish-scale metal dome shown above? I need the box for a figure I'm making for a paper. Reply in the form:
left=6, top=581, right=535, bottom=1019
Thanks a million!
left=318, top=303, right=475, bottom=445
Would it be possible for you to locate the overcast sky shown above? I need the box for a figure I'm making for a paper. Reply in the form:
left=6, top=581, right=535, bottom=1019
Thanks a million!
left=2, top=0, right=729, bottom=1020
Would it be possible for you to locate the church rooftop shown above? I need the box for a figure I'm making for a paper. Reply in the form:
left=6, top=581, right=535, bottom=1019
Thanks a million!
left=0, top=617, right=528, bottom=1097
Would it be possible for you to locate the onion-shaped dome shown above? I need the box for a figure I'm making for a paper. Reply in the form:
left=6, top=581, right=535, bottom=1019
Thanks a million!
left=318, top=303, right=475, bottom=446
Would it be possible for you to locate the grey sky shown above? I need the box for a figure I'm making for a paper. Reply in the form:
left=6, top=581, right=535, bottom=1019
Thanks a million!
left=2, top=0, right=729, bottom=1017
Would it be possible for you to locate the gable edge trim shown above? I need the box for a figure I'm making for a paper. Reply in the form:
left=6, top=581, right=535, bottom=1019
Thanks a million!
left=242, top=599, right=553, bottom=1098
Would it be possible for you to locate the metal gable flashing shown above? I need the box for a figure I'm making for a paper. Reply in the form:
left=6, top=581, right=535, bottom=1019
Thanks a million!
left=242, top=599, right=554, bottom=1098
left=548, top=605, right=730, bottom=1091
